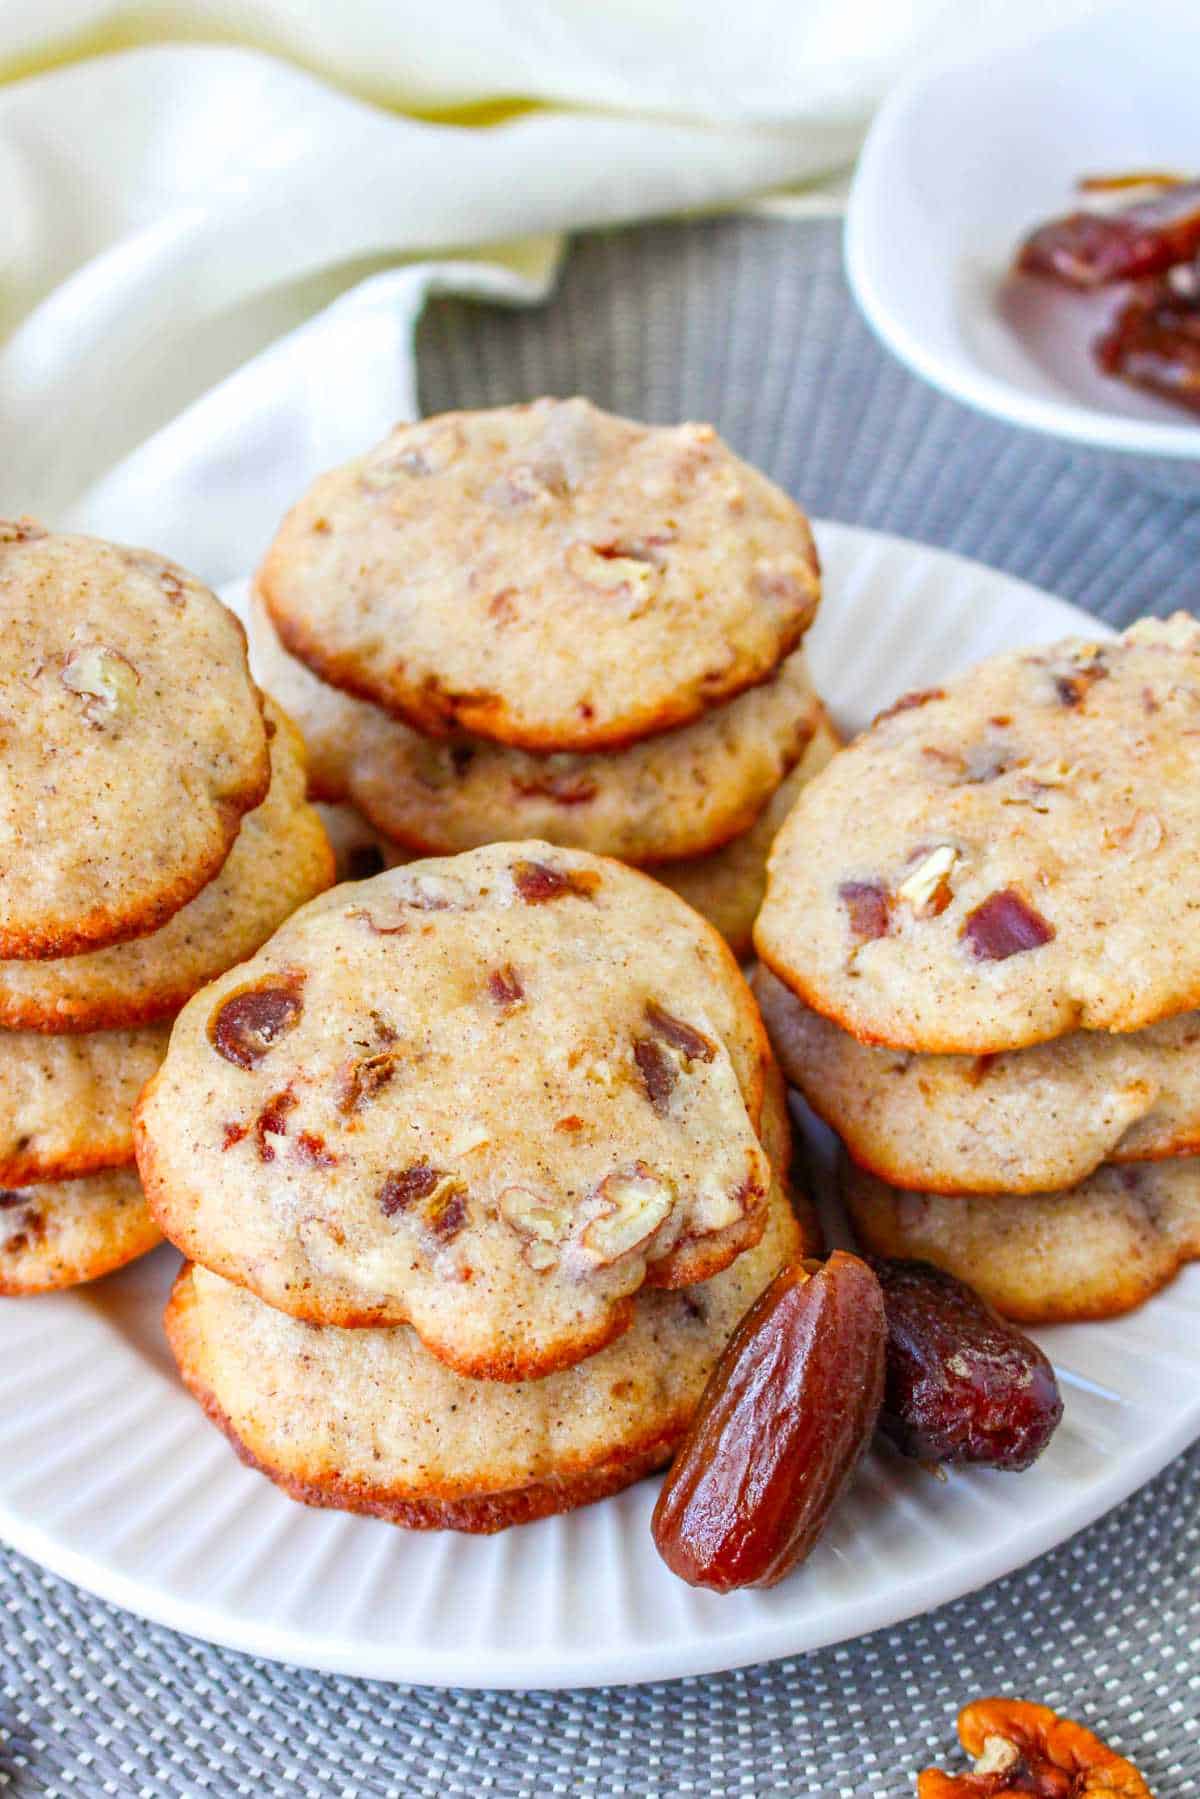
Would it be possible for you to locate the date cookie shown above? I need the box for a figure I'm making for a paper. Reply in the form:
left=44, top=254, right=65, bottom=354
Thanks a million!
left=0, top=1023, right=170, bottom=1186
left=137, top=843, right=772, bottom=1381
left=842, top=1155, right=1200, bottom=1324
left=249, top=588, right=822, bottom=864
left=164, top=1075, right=820, bottom=1533
left=756, top=615, right=1200, bottom=1052
left=657, top=713, right=840, bottom=956
left=257, top=399, right=820, bottom=752
left=0, top=1168, right=159, bottom=1296
left=755, top=966, right=1200, bottom=1194
left=0, top=521, right=269, bottom=959
left=0, top=700, right=335, bottom=1032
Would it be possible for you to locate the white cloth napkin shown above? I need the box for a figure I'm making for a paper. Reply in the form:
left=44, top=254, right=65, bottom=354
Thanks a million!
left=0, top=2, right=1091, bottom=583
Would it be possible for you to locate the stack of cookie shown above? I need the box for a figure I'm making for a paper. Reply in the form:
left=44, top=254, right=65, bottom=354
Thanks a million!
left=247, top=397, right=834, bottom=956
left=754, top=614, right=1200, bottom=1325
left=0, top=521, right=334, bottom=1296
left=137, top=843, right=820, bottom=1530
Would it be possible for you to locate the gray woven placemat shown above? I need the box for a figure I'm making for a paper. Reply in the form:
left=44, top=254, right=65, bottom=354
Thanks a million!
left=3, top=214, right=1200, bottom=1798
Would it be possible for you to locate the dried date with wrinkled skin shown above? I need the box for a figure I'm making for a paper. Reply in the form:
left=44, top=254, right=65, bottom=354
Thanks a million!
left=1016, top=179, right=1200, bottom=288
left=869, top=1258, right=1062, bottom=1471
left=1095, top=270, right=1200, bottom=414
left=918, top=1697, right=1152, bottom=1796
left=651, top=1251, right=885, bottom=1591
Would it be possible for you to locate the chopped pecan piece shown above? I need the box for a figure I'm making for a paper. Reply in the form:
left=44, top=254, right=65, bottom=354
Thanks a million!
left=210, top=974, right=305, bottom=1069
left=897, top=846, right=958, bottom=918
left=337, top=1050, right=401, bottom=1113
left=511, top=859, right=600, bottom=903
left=61, top=645, right=140, bottom=725
left=582, top=1168, right=674, bottom=1264
left=499, top=1187, right=570, bottom=1270
left=564, top=539, right=657, bottom=600
left=962, top=890, right=1054, bottom=961
left=593, top=535, right=672, bottom=566
left=918, top=1698, right=1151, bottom=1796
left=348, top=908, right=407, bottom=936
left=963, top=741, right=1019, bottom=784
left=839, top=880, right=892, bottom=942
left=1053, top=659, right=1108, bottom=707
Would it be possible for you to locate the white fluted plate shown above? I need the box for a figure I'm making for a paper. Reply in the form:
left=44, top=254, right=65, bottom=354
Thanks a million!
left=2, top=523, right=1196, bottom=1690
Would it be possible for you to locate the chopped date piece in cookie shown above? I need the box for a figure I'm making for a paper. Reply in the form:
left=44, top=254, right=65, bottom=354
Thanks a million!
left=963, top=891, right=1054, bottom=961
left=644, top=1002, right=715, bottom=1065
left=634, top=1037, right=676, bottom=1114
left=839, top=880, right=891, bottom=942
left=379, top=1163, right=444, bottom=1217
left=487, top=965, right=524, bottom=1007
left=425, top=1184, right=469, bottom=1245
left=253, top=1089, right=297, bottom=1162
left=210, top=976, right=306, bottom=1068
left=294, top=1132, right=337, bottom=1168
left=512, top=859, right=600, bottom=903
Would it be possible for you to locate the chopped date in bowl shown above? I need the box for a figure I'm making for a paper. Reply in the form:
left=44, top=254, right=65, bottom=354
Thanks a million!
left=1014, top=173, right=1200, bottom=418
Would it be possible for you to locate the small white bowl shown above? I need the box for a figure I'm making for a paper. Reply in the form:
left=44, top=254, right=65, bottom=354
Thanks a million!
left=846, top=1, right=1200, bottom=491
